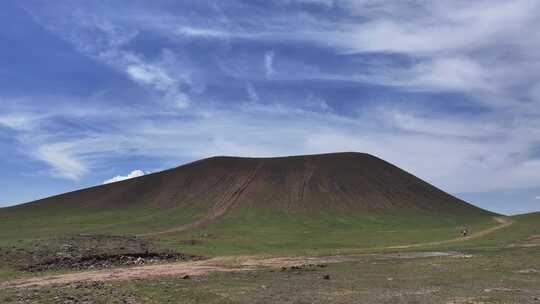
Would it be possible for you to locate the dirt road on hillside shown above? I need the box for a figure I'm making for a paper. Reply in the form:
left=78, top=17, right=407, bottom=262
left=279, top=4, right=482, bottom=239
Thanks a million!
left=0, top=217, right=513, bottom=289
left=388, top=217, right=513, bottom=250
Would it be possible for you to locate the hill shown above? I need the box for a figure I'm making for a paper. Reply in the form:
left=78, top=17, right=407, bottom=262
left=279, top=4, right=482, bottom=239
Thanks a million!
left=10, top=152, right=491, bottom=215
left=0, top=152, right=497, bottom=254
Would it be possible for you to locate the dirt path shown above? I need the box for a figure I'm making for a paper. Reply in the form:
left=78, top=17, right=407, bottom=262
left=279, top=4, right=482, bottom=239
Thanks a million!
left=387, top=217, right=513, bottom=250
left=0, top=217, right=513, bottom=289
left=0, top=255, right=348, bottom=289
left=138, top=163, right=264, bottom=237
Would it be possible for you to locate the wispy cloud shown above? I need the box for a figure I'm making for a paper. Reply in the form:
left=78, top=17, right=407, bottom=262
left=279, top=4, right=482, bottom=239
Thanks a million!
left=0, top=113, right=37, bottom=131
left=246, top=83, right=260, bottom=102
left=3, top=98, right=538, bottom=194
left=264, top=51, right=275, bottom=78
left=22, top=6, right=194, bottom=110
left=36, top=142, right=88, bottom=180
left=176, top=27, right=231, bottom=39
left=125, top=54, right=191, bottom=109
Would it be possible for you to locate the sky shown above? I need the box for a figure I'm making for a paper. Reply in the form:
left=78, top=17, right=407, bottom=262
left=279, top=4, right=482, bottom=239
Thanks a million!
left=1, top=0, right=540, bottom=215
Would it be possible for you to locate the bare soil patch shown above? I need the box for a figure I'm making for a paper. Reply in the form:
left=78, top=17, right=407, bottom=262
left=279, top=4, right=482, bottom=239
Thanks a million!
left=23, top=252, right=203, bottom=272
left=0, top=234, right=202, bottom=272
left=0, top=252, right=468, bottom=289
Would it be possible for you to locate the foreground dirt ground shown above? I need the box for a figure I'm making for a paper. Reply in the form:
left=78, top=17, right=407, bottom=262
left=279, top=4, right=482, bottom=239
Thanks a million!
left=0, top=252, right=471, bottom=289
left=0, top=247, right=538, bottom=304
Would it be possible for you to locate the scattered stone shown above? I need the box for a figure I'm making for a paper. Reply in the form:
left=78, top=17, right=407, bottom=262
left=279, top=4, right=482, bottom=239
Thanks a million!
left=181, top=275, right=190, bottom=280
left=180, top=239, right=199, bottom=245
left=24, top=252, right=203, bottom=272
left=483, top=288, right=523, bottom=293
left=323, top=274, right=330, bottom=280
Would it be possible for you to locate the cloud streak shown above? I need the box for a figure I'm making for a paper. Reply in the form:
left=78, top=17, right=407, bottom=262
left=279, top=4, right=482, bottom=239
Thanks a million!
left=264, top=51, right=275, bottom=78
left=3, top=98, right=538, bottom=195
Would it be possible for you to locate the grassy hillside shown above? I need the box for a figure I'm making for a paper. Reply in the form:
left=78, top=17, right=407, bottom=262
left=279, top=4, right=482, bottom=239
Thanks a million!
left=0, top=203, right=494, bottom=255
left=154, top=208, right=495, bottom=256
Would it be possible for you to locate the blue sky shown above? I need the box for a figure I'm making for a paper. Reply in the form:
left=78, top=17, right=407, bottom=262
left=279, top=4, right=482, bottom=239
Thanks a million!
left=1, top=0, right=540, bottom=215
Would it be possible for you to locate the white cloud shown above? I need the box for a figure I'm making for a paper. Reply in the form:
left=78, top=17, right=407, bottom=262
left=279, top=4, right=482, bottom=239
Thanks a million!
left=27, top=0, right=540, bottom=107
left=127, top=65, right=175, bottom=88
left=279, top=0, right=335, bottom=7
left=246, top=83, right=260, bottom=102
left=125, top=59, right=191, bottom=109
left=335, top=0, right=538, bottom=55
left=264, top=51, right=275, bottom=78
left=2, top=95, right=539, bottom=195
left=324, top=1, right=540, bottom=105
left=26, top=133, right=130, bottom=181
left=100, top=49, right=192, bottom=109
left=103, top=170, right=145, bottom=184
left=176, top=27, right=232, bottom=39
left=0, top=113, right=38, bottom=131
left=23, top=9, right=193, bottom=110
left=36, top=143, right=88, bottom=180
left=390, top=56, right=493, bottom=93
left=535, top=196, right=540, bottom=200
left=129, top=1, right=540, bottom=106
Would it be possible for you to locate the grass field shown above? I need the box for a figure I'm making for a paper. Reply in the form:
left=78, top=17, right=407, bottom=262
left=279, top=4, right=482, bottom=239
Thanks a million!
left=0, top=204, right=493, bottom=254
left=0, top=206, right=203, bottom=246
left=153, top=208, right=496, bottom=256
left=0, top=206, right=495, bottom=285
left=0, top=212, right=538, bottom=303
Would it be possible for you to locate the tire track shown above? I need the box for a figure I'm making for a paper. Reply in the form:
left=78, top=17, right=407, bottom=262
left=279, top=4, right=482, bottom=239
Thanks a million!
left=139, top=162, right=264, bottom=236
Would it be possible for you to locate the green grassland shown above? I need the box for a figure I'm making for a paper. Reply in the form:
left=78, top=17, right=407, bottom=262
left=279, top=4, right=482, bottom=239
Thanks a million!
left=0, top=204, right=500, bottom=285
left=0, top=206, right=203, bottom=246
left=130, top=213, right=540, bottom=303
left=424, top=212, right=540, bottom=252
left=0, top=213, right=538, bottom=304
left=154, top=208, right=495, bottom=256
left=0, top=204, right=493, bottom=255
left=0, top=209, right=540, bottom=304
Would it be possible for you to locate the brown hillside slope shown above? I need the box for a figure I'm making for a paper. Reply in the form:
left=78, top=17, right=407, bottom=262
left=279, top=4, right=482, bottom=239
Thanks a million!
left=8, top=152, right=493, bottom=217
